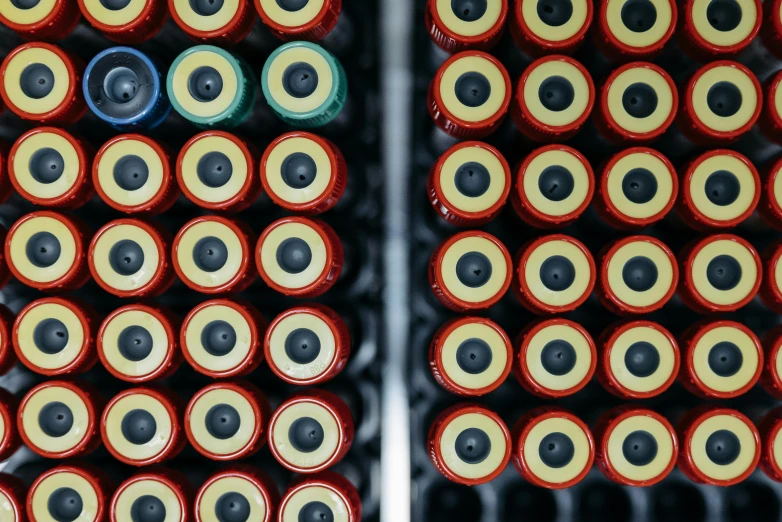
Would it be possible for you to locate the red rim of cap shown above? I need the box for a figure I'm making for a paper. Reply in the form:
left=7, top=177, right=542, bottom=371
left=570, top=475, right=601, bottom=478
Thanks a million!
left=0, top=475, right=25, bottom=522
left=110, top=471, right=190, bottom=522
left=428, top=0, right=509, bottom=48
left=13, top=298, right=93, bottom=376
left=762, top=157, right=782, bottom=227
left=277, top=472, right=361, bottom=522
left=684, top=0, right=761, bottom=54
left=513, top=0, right=592, bottom=53
left=0, top=389, right=18, bottom=460
left=97, top=304, right=178, bottom=382
left=761, top=409, right=782, bottom=481
left=196, top=467, right=277, bottom=522
left=29, top=465, right=108, bottom=522
left=0, top=305, right=17, bottom=376
left=0, top=0, right=76, bottom=36
left=9, top=128, right=89, bottom=207
left=763, top=325, right=782, bottom=398
left=77, top=0, right=163, bottom=37
left=599, top=320, right=680, bottom=399
left=168, top=0, right=251, bottom=40
left=764, top=72, right=782, bottom=136
left=255, top=0, right=341, bottom=38
left=599, top=0, right=677, bottom=55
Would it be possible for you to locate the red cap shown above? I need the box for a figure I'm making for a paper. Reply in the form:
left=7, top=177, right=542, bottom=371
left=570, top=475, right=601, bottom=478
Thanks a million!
left=429, top=141, right=511, bottom=226
left=429, top=51, right=512, bottom=139
left=0, top=43, right=86, bottom=125
left=93, top=134, right=178, bottom=215
left=110, top=469, right=193, bottom=522
left=78, top=0, right=167, bottom=43
left=678, top=61, right=762, bottom=145
left=277, top=472, right=361, bottom=522
left=678, top=234, right=761, bottom=313
left=597, top=320, right=679, bottom=399
left=177, top=131, right=261, bottom=213
left=429, top=230, right=512, bottom=312
left=18, top=380, right=103, bottom=459
left=101, top=387, right=186, bottom=466
left=0, top=474, right=27, bottom=522
left=0, top=304, right=18, bottom=376
left=5, top=211, right=91, bottom=292
left=513, top=318, right=596, bottom=398
left=426, top=0, right=508, bottom=52
left=185, top=381, right=270, bottom=461
left=594, top=406, right=677, bottom=486
left=429, top=316, right=512, bottom=396
left=760, top=242, right=782, bottom=314
left=428, top=403, right=511, bottom=485
left=595, top=147, right=677, bottom=229
left=510, top=0, right=592, bottom=56
left=680, top=0, right=761, bottom=59
left=172, top=215, right=256, bottom=295
left=514, top=234, right=595, bottom=314
left=760, top=326, right=782, bottom=398
left=0, top=145, right=12, bottom=207
left=760, top=157, right=782, bottom=230
left=512, top=144, right=593, bottom=228
left=679, top=319, right=762, bottom=399
left=597, top=235, right=678, bottom=315
left=256, top=0, right=341, bottom=41
left=196, top=466, right=279, bottom=522
left=13, top=297, right=97, bottom=376
left=594, top=0, right=676, bottom=60
left=29, top=465, right=112, bottom=522
left=181, top=299, right=266, bottom=378
left=264, top=304, right=349, bottom=386
left=0, top=0, right=80, bottom=40
left=268, top=389, right=353, bottom=473
left=677, top=406, right=760, bottom=486
left=260, top=132, right=347, bottom=215
left=168, top=0, right=255, bottom=44
left=256, top=217, right=343, bottom=298
left=9, top=128, right=93, bottom=208
left=0, top=389, right=20, bottom=462
left=759, top=406, right=782, bottom=482
left=97, top=304, right=181, bottom=383
left=89, top=219, right=175, bottom=298
left=760, top=71, right=782, bottom=145
left=512, top=55, right=594, bottom=142
left=762, top=0, right=782, bottom=59
left=512, top=406, right=594, bottom=489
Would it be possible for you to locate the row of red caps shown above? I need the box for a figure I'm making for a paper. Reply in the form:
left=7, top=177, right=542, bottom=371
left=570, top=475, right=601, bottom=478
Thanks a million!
left=429, top=53, right=782, bottom=145
left=0, top=126, right=347, bottom=215
left=428, top=403, right=782, bottom=489
left=430, top=316, right=782, bottom=399
left=426, top=0, right=782, bottom=60
left=0, top=466, right=361, bottom=522
left=0, top=383, right=354, bottom=470
left=0, top=0, right=343, bottom=45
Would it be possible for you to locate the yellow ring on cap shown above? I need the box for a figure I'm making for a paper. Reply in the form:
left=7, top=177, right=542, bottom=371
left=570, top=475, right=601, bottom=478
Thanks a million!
left=101, top=309, right=169, bottom=378
left=439, top=412, right=507, bottom=479
left=184, top=304, right=252, bottom=373
left=16, top=302, right=84, bottom=371
left=22, top=386, right=88, bottom=453
left=523, top=417, right=591, bottom=484
left=606, top=0, right=673, bottom=47
left=440, top=322, right=508, bottom=390
left=606, top=241, right=675, bottom=308
left=171, top=0, right=240, bottom=31
left=104, top=393, right=173, bottom=461
left=525, top=323, right=592, bottom=391
left=441, top=236, right=508, bottom=304
left=521, top=0, right=589, bottom=41
left=523, top=149, right=590, bottom=217
left=13, top=131, right=79, bottom=199
left=97, top=139, right=164, bottom=207
left=258, top=0, right=326, bottom=27
left=690, top=414, right=756, bottom=481
left=31, top=472, right=99, bottom=522
left=81, top=0, right=146, bottom=25
left=607, top=67, right=674, bottom=134
left=265, top=137, right=331, bottom=205
left=268, top=312, right=335, bottom=381
left=9, top=216, right=77, bottom=284
left=606, top=152, right=673, bottom=219
left=180, top=136, right=247, bottom=205
left=281, top=487, right=348, bottom=522
left=92, top=225, right=160, bottom=293
left=690, top=0, right=757, bottom=46
left=606, top=415, right=674, bottom=482
left=609, top=326, right=676, bottom=393
left=692, top=66, right=757, bottom=133
left=689, top=155, right=755, bottom=222
left=692, top=325, right=758, bottom=393
left=266, top=46, right=334, bottom=114
left=524, top=60, right=590, bottom=127
left=440, top=145, right=506, bottom=213
left=171, top=51, right=238, bottom=119
left=435, top=0, right=503, bottom=36
left=199, top=476, right=267, bottom=522
left=4, top=47, right=69, bottom=115
left=439, top=55, right=507, bottom=123
left=189, top=388, right=255, bottom=456
left=115, top=479, right=183, bottom=522
left=271, top=401, right=339, bottom=469
left=691, top=239, right=757, bottom=306
left=524, top=239, right=591, bottom=307
left=0, top=0, right=57, bottom=25
left=259, top=222, right=328, bottom=290
left=176, top=221, right=244, bottom=289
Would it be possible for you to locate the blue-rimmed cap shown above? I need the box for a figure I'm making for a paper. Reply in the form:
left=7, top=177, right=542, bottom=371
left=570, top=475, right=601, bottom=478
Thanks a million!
left=261, top=41, right=347, bottom=128
left=83, top=46, right=170, bottom=130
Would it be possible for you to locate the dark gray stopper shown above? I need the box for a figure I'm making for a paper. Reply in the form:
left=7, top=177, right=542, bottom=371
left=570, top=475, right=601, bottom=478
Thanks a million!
left=707, top=0, right=741, bottom=31
left=189, top=0, right=224, bottom=16
left=10, top=0, right=41, bottom=8
left=215, top=493, right=251, bottom=522
left=118, top=325, right=154, bottom=361
left=29, top=147, right=64, bottom=184
left=298, top=502, right=334, bottom=522
left=455, top=427, right=491, bottom=464
left=34, top=318, right=69, bottom=354
left=277, top=0, right=309, bottom=11
left=538, top=432, right=575, bottom=468
left=109, top=239, right=145, bottom=276
left=708, top=341, right=743, bottom=377
left=103, top=66, right=139, bottom=104
left=539, top=166, right=574, bottom=202
left=193, top=236, right=228, bottom=273
left=283, top=62, right=319, bottom=99
left=625, top=341, right=660, bottom=377
left=706, top=429, right=741, bottom=465
left=707, top=82, right=742, bottom=117
left=454, top=72, right=491, bottom=108
left=455, top=251, right=492, bottom=288
left=538, top=76, right=574, bottom=112
left=455, top=162, right=491, bottom=198
left=622, top=430, right=658, bottom=466
left=26, top=231, right=61, bottom=268
left=276, top=238, right=313, bottom=274
left=285, top=328, right=321, bottom=364
left=622, top=168, right=658, bottom=204
left=100, top=0, right=132, bottom=9
left=288, top=416, right=324, bottom=453
left=705, top=170, right=740, bottom=206
left=114, top=155, right=149, bottom=191
left=47, top=488, right=83, bottom=522
left=282, top=153, right=317, bottom=189
left=539, top=255, right=575, bottom=291
left=536, top=0, right=573, bottom=26
left=121, top=409, right=157, bottom=445
left=131, top=496, right=166, bottom=522
left=621, top=0, right=657, bottom=32
left=451, top=0, right=487, bottom=21
left=456, top=338, right=493, bottom=374
left=622, top=256, right=658, bottom=292
left=38, top=402, right=73, bottom=437
left=188, top=66, right=223, bottom=102
left=197, top=152, right=233, bottom=188
left=20, top=63, right=54, bottom=99
left=706, top=255, right=741, bottom=291
left=622, top=83, right=658, bottom=118
left=541, top=340, right=577, bottom=376
left=202, top=320, right=237, bottom=356
left=205, top=404, right=241, bottom=439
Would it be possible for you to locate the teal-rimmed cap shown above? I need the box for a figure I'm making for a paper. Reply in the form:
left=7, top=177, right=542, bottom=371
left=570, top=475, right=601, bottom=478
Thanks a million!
left=261, top=41, right=347, bottom=128
left=167, top=45, right=256, bottom=128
